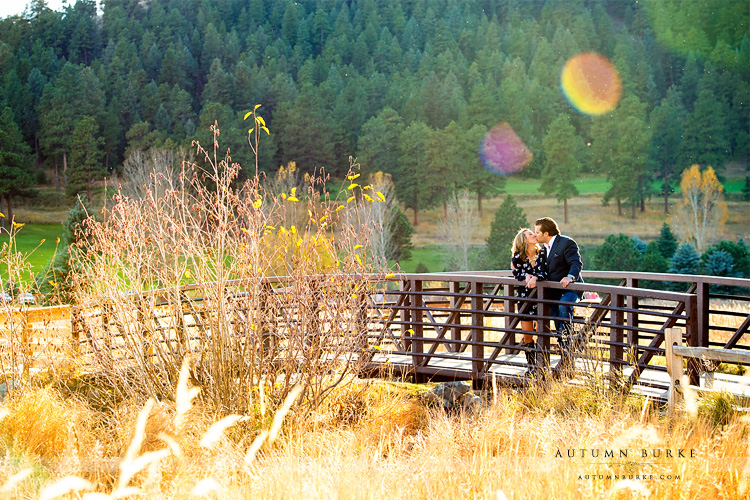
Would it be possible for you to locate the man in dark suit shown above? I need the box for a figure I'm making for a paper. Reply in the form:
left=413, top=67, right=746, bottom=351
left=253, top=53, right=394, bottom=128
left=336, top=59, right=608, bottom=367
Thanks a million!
left=532, top=217, right=583, bottom=352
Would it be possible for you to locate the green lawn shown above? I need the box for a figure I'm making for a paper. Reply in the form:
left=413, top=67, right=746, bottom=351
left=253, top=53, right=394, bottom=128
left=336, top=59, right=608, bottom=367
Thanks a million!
left=395, top=246, right=446, bottom=273
left=723, top=178, right=746, bottom=194
left=1, top=223, right=63, bottom=276
left=505, top=176, right=611, bottom=194
left=504, top=175, right=744, bottom=195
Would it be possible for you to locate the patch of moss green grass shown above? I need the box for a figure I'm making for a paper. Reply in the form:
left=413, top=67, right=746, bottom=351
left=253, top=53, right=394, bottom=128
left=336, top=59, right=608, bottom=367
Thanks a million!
left=1, top=223, right=62, bottom=277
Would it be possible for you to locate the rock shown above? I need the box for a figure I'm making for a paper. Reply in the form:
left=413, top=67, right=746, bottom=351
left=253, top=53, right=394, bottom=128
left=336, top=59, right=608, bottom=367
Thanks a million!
left=423, top=381, right=485, bottom=412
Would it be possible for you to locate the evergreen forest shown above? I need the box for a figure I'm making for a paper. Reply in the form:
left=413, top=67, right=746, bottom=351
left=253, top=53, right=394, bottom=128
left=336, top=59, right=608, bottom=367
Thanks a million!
left=0, top=0, right=748, bottom=222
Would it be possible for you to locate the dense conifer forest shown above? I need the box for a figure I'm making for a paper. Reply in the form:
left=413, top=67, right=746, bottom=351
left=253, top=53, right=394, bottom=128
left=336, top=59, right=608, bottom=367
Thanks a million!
left=0, top=0, right=747, bottom=219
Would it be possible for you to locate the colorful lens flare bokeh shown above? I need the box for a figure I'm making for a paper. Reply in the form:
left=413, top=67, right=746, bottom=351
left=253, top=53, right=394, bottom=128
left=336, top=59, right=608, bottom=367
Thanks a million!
left=479, top=122, right=533, bottom=176
left=561, top=52, right=622, bottom=116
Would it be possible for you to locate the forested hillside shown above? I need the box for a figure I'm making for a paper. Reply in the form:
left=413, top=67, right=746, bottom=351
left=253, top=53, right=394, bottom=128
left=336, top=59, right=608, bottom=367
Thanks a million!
left=0, top=0, right=747, bottom=220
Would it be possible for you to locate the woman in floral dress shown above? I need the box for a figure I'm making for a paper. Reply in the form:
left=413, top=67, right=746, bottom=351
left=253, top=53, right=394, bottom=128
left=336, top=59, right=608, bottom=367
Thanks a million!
left=511, top=228, right=548, bottom=369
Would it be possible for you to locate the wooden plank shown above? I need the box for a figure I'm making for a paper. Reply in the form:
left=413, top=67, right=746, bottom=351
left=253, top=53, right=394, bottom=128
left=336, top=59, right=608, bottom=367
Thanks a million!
left=672, top=346, right=750, bottom=364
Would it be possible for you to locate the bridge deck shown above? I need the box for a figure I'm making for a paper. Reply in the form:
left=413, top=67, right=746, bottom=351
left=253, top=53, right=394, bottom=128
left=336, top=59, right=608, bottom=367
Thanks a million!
left=366, top=351, right=750, bottom=401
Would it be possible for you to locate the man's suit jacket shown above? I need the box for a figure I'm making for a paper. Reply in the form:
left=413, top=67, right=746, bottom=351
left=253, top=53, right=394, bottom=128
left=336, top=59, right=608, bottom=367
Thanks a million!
left=546, top=234, right=583, bottom=299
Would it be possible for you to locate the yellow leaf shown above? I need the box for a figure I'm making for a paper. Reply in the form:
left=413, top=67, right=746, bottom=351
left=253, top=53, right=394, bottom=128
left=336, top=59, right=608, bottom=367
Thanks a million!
left=290, top=225, right=296, bottom=234
left=291, top=187, right=297, bottom=197
left=354, top=244, right=363, bottom=250
left=288, top=196, right=299, bottom=202
left=385, top=273, right=395, bottom=279
left=376, top=192, right=386, bottom=202
left=347, top=173, right=360, bottom=180
left=0, top=212, right=5, bottom=218
left=261, top=126, right=270, bottom=135
left=335, top=205, right=344, bottom=212
left=13, top=222, right=24, bottom=228
left=372, top=345, right=381, bottom=350
left=348, top=183, right=359, bottom=190
left=363, top=185, right=372, bottom=190
left=296, top=239, right=303, bottom=247
left=248, top=128, right=254, bottom=135
left=48, top=280, right=56, bottom=287
left=319, top=215, right=327, bottom=222
left=40, top=239, right=45, bottom=244
left=308, top=210, right=313, bottom=218
left=281, top=193, right=287, bottom=199
left=184, top=270, right=191, bottom=278
left=254, top=199, right=262, bottom=209
left=243, top=111, right=253, bottom=120
left=254, top=104, right=262, bottom=110
left=363, top=194, right=373, bottom=202
left=355, top=254, right=362, bottom=265
left=346, top=196, right=355, bottom=204
left=241, top=228, right=248, bottom=234
left=407, top=329, right=414, bottom=334
left=256, top=116, right=266, bottom=127
left=266, top=225, right=275, bottom=230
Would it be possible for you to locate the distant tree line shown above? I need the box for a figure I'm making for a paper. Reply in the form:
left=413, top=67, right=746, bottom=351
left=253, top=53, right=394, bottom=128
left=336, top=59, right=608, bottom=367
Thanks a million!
left=0, top=0, right=747, bottom=222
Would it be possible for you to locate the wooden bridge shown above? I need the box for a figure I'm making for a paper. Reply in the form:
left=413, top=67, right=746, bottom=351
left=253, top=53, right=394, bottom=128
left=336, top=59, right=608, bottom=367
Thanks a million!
left=70, top=271, right=750, bottom=402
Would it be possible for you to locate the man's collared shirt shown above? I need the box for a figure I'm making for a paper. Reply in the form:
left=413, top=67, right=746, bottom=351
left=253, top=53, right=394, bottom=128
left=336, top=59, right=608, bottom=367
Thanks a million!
left=545, top=234, right=557, bottom=255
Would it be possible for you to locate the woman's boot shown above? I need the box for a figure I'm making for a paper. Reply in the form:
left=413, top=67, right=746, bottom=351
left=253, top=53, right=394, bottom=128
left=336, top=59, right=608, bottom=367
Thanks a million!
left=523, top=341, right=536, bottom=369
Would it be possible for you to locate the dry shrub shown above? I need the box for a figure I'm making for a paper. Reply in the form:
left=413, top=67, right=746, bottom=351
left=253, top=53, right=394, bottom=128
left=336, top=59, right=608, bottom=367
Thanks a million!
left=69, top=123, right=390, bottom=413
left=0, top=387, right=95, bottom=460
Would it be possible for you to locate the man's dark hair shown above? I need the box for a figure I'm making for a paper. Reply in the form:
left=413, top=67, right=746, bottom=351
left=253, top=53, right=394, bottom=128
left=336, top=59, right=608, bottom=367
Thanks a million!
left=535, top=217, right=560, bottom=236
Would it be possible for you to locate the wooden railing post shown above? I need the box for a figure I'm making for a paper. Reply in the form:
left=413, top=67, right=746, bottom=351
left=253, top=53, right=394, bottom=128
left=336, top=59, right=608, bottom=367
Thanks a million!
left=686, top=293, right=700, bottom=386
left=503, top=283, right=516, bottom=353
left=450, top=281, right=461, bottom=353
left=626, top=277, right=639, bottom=348
left=411, top=279, right=423, bottom=370
left=471, top=281, right=484, bottom=378
left=71, top=306, right=81, bottom=348
left=610, top=292, right=624, bottom=379
left=537, top=282, right=551, bottom=369
left=665, top=327, right=684, bottom=414
left=400, top=279, right=411, bottom=351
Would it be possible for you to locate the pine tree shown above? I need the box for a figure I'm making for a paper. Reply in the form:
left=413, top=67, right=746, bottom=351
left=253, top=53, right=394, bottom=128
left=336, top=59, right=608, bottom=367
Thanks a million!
left=702, top=240, right=750, bottom=278
left=681, top=88, right=730, bottom=169
left=67, top=116, right=105, bottom=200
left=36, top=201, right=91, bottom=303
left=483, top=194, right=528, bottom=270
left=541, top=114, right=582, bottom=223
left=601, top=96, right=651, bottom=218
left=668, top=243, right=701, bottom=275
left=649, top=87, right=686, bottom=214
left=0, top=107, right=35, bottom=226
left=742, top=176, right=750, bottom=202
left=640, top=242, right=669, bottom=274
left=357, top=108, right=404, bottom=179
left=592, top=234, right=640, bottom=271
left=388, top=206, right=414, bottom=264
left=655, top=223, right=678, bottom=261
left=396, top=120, right=434, bottom=225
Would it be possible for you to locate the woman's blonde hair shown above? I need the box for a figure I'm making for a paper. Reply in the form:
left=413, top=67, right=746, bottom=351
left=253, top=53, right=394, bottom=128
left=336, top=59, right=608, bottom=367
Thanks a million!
left=511, top=228, right=535, bottom=258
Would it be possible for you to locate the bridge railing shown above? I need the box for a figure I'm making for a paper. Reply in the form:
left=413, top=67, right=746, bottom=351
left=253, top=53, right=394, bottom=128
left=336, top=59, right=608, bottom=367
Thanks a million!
left=361, top=273, right=706, bottom=391
left=70, top=271, right=750, bottom=396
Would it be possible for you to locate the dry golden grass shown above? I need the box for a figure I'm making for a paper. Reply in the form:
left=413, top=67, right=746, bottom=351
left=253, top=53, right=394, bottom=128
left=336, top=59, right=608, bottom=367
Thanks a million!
left=410, top=193, right=750, bottom=247
left=1, top=372, right=748, bottom=499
